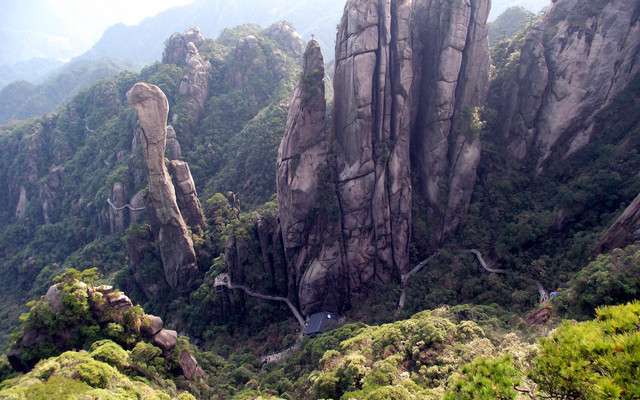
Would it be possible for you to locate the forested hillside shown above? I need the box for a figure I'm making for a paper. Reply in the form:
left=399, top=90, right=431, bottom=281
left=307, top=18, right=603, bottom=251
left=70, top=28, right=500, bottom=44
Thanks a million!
left=1, top=0, right=640, bottom=399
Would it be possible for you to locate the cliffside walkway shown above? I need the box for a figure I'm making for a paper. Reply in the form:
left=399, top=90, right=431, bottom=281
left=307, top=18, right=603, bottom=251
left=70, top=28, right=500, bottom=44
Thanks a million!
left=213, top=273, right=306, bottom=331
left=464, top=249, right=549, bottom=304
left=213, top=273, right=306, bottom=364
left=398, top=248, right=550, bottom=313
left=106, top=198, right=145, bottom=212
left=397, top=254, right=436, bottom=313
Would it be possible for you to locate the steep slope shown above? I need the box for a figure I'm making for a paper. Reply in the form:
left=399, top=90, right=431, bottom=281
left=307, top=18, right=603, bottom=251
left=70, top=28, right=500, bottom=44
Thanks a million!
left=0, top=57, right=138, bottom=124
left=411, top=0, right=491, bottom=244
left=495, top=0, right=640, bottom=172
left=0, top=23, right=303, bottom=347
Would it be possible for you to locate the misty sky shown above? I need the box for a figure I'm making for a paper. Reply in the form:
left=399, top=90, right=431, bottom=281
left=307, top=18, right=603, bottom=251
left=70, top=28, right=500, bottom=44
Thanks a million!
left=0, top=0, right=196, bottom=63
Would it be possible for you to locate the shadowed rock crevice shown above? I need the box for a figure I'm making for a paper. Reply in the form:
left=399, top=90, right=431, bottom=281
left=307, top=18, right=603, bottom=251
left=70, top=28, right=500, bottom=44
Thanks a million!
left=410, top=0, right=490, bottom=246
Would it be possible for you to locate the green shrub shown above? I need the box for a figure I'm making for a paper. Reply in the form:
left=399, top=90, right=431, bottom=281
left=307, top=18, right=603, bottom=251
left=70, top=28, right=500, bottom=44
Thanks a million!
left=530, top=301, right=640, bottom=399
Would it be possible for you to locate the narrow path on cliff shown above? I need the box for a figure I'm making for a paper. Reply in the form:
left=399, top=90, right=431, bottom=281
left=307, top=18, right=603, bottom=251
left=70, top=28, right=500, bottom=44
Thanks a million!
left=212, top=273, right=306, bottom=331
left=106, top=198, right=146, bottom=212
left=397, top=248, right=550, bottom=314
left=213, top=273, right=306, bottom=364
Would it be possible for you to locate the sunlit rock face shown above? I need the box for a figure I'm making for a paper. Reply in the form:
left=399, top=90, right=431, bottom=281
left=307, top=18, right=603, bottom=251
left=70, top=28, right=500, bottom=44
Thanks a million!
left=280, top=0, right=492, bottom=313
left=126, top=82, right=198, bottom=293
left=277, top=40, right=348, bottom=315
left=496, top=0, right=640, bottom=172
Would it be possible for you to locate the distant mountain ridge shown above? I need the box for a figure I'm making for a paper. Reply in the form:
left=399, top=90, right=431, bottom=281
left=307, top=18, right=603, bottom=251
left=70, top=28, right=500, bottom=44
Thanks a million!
left=0, top=57, right=137, bottom=124
left=80, top=0, right=347, bottom=65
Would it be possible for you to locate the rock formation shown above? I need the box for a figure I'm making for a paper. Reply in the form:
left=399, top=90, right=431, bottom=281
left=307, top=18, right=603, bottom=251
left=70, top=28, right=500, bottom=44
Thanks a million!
left=411, top=0, right=490, bottom=243
left=267, top=22, right=304, bottom=58
left=277, top=40, right=347, bottom=314
left=126, top=82, right=198, bottom=293
left=332, top=0, right=414, bottom=292
left=276, top=0, right=492, bottom=312
left=596, top=192, right=640, bottom=254
left=165, top=125, right=183, bottom=160
left=162, top=27, right=205, bottom=65
left=168, top=160, right=206, bottom=229
left=177, top=41, right=211, bottom=124
left=109, top=182, right=126, bottom=234
left=497, top=0, right=640, bottom=172
left=163, top=28, right=211, bottom=149
left=10, top=281, right=203, bottom=379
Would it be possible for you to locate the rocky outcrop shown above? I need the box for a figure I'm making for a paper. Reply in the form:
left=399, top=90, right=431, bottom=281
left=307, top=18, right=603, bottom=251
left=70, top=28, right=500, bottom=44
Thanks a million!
left=179, top=350, right=206, bottom=381
left=497, top=0, right=640, bottom=172
left=165, top=125, right=182, bottom=160
left=332, top=0, right=414, bottom=294
left=177, top=40, right=211, bottom=124
left=596, top=192, right=640, bottom=254
left=40, top=166, right=64, bottom=224
left=168, top=160, right=206, bottom=229
left=277, top=40, right=347, bottom=314
left=275, top=0, right=491, bottom=312
left=109, top=182, right=126, bottom=234
left=153, top=329, right=178, bottom=352
left=14, top=186, right=28, bottom=219
left=267, top=22, right=304, bottom=58
left=162, top=27, right=205, bottom=65
left=163, top=28, right=211, bottom=149
left=411, top=0, right=490, bottom=244
left=126, top=82, right=198, bottom=293
left=229, top=35, right=265, bottom=91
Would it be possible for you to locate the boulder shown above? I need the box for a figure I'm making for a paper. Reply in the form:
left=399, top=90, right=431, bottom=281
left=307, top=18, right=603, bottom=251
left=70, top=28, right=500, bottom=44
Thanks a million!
left=153, top=329, right=178, bottom=352
left=141, top=315, right=164, bottom=337
left=44, top=284, right=63, bottom=312
left=127, top=82, right=198, bottom=292
left=179, top=350, right=206, bottom=381
left=106, top=292, right=133, bottom=312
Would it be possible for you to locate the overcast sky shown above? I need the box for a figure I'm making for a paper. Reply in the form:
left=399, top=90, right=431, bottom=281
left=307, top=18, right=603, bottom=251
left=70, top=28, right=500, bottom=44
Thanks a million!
left=0, top=0, right=196, bottom=63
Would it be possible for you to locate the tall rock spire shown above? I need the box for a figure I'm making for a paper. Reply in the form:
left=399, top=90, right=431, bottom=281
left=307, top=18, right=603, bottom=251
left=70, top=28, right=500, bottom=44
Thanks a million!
left=127, top=83, right=199, bottom=293
left=277, top=40, right=348, bottom=315
left=411, top=0, right=490, bottom=244
left=332, top=0, right=414, bottom=295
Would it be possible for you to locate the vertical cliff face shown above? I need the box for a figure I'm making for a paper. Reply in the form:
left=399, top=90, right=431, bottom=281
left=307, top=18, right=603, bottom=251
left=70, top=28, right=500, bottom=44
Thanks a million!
left=332, top=0, right=414, bottom=296
left=277, top=40, right=348, bottom=314
left=168, top=160, right=206, bottom=230
left=411, top=0, right=490, bottom=244
left=498, top=0, right=640, bottom=171
left=278, top=0, right=491, bottom=312
left=126, top=83, right=198, bottom=293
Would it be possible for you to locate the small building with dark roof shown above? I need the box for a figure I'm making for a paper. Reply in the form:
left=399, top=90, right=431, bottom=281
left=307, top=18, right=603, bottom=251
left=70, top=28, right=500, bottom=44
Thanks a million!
left=304, top=312, right=341, bottom=337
